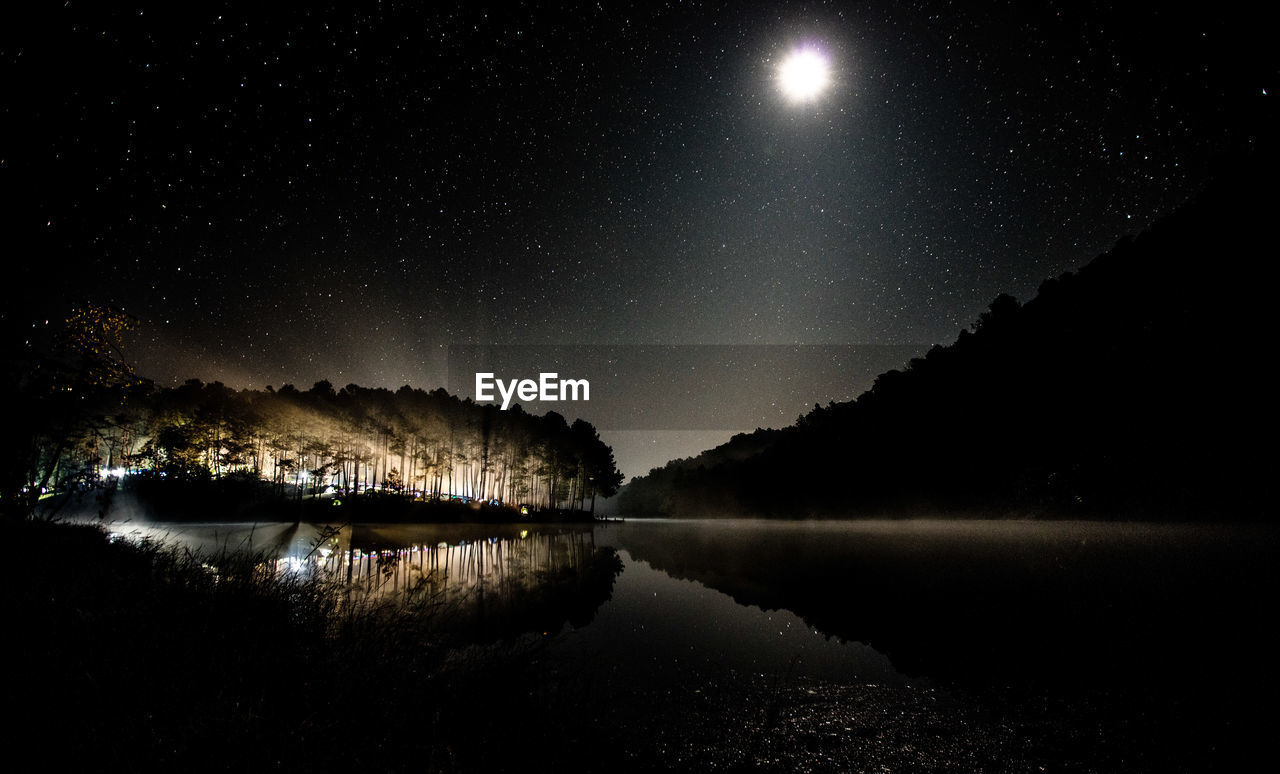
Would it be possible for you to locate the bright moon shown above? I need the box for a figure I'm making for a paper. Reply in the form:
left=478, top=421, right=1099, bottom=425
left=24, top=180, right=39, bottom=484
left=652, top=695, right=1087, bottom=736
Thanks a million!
left=777, top=47, right=831, bottom=102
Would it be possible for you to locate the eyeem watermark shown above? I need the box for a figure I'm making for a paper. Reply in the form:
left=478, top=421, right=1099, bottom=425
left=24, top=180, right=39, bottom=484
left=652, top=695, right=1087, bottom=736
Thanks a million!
left=475, top=372, right=590, bottom=410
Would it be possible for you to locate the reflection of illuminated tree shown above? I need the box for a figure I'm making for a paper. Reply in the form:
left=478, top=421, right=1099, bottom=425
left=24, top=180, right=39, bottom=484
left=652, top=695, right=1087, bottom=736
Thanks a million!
left=323, top=529, right=622, bottom=642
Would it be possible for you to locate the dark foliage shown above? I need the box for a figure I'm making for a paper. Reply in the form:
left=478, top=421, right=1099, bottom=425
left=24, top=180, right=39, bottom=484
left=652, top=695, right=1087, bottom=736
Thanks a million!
left=621, top=153, right=1276, bottom=518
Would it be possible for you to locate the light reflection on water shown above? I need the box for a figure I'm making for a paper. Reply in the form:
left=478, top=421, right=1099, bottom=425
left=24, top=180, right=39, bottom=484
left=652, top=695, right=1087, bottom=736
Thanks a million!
left=93, top=517, right=912, bottom=685
left=551, top=549, right=908, bottom=685
left=595, top=517, right=1280, bottom=688
left=103, top=520, right=601, bottom=601
left=89, top=516, right=1278, bottom=690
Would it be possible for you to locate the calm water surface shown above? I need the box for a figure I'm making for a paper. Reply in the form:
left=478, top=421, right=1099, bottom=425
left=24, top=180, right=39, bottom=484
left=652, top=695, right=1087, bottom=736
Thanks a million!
left=97, top=515, right=1280, bottom=769
left=98, top=516, right=1278, bottom=686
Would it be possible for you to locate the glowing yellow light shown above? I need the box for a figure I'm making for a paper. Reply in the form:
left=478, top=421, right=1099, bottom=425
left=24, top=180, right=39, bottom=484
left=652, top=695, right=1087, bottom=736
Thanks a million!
left=778, top=47, right=830, bottom=102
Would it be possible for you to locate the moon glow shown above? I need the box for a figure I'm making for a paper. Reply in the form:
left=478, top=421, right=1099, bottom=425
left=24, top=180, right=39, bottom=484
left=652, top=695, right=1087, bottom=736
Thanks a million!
left=777, top=47, right=831, bottom=102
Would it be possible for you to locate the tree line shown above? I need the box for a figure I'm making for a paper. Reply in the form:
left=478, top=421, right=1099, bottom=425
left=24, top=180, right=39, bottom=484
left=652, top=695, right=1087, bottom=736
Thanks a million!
left=619, top=152, right=1275, bottom=519
left=2, top=311, right=623, bottom=519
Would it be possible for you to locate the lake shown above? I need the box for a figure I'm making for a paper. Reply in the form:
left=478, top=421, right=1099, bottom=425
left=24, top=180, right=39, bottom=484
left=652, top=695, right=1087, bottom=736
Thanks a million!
left=97, top=515, right=1280, bottom=770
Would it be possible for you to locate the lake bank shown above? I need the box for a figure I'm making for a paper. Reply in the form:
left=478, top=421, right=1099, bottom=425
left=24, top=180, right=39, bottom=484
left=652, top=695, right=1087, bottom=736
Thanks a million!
left=45, top=481, right=605, bottom=525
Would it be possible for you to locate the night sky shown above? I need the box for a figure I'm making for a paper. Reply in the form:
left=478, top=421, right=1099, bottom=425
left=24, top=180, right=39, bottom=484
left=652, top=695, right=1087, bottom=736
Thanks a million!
left=4, top=1, right=1275, bottom=479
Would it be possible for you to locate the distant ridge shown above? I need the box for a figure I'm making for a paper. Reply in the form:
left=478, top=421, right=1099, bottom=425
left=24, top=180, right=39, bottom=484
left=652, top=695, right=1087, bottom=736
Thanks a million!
left=620, top=151, right=1276, bottom=519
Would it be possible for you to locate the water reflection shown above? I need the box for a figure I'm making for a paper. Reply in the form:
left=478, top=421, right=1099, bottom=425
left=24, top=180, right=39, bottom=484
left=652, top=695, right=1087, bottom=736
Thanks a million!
left=102, top=520, right=622, bottom=641
left=551, top=550, right=908, bottom=686
left=96, top=518, right=913, bottom=684
left=325, top=525, right=598, bottom=599
left=335, top=524, right=623, bottom=640
left=595, top=518, right=1280, bottom=688
left=94, top=516, right=1279, bottom=693
left=80, top=515, right=1280, bottom=771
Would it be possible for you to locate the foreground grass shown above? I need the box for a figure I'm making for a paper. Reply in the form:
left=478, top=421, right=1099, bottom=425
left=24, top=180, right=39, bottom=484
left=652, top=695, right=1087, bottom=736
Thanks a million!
left=3, top=518, right=622, bottom=772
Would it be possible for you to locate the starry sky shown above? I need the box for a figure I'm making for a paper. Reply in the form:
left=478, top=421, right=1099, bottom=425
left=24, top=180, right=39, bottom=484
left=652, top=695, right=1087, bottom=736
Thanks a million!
left=4, top=1, right=1275, bottom=479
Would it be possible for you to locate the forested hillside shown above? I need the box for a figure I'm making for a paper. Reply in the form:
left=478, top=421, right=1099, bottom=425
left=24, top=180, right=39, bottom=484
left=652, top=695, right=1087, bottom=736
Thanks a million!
left=620, top=154, right=1274, bottom=518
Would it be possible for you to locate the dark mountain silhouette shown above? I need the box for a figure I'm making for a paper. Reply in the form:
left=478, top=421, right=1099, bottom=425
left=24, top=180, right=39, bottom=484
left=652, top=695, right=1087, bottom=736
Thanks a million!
left=620, top=152, right=1275, bottom=519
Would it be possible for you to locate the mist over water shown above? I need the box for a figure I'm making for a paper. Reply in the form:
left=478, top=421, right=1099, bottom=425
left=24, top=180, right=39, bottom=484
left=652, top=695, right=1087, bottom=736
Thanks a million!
left=85, top=513, right=1279, bottom=689
left=67, top=510, right=1278, bottom=768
